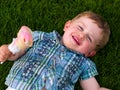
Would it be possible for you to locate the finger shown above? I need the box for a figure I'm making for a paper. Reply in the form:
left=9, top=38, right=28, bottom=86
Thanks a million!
left=0, top=51, right=10, bottom=62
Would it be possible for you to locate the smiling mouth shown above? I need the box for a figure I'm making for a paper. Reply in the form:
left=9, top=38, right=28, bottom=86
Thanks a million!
left=72, top=35, right=80, bottom=45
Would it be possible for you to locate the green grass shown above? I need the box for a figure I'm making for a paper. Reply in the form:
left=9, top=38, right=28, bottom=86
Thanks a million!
left=0, top=0, right=120, bottom=90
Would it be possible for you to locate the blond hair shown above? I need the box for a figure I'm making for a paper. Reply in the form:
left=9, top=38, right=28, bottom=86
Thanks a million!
left=72, top=11, right=110, bottom=51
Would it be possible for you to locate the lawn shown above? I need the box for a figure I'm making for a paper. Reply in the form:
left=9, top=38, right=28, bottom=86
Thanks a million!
left=0, top=0, right=120, bottom=90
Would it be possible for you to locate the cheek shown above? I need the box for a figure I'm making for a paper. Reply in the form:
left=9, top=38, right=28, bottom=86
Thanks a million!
left=80, top=42, right=91, bottom=52
left=84, top=41, right=96, bottom=52
left=83, top=41, right=90, bottom=48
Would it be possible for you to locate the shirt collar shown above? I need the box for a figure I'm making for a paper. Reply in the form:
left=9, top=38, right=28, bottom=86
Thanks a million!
left=53, top=30, right=62, bottom=43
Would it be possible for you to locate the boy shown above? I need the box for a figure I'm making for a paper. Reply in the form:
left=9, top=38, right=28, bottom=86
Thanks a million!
left=0, top=11, right=110, bottom=90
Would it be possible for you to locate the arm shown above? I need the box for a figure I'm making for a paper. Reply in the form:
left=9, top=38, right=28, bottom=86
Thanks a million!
left=80, top=77, right=111, bottom=90
left=0, top=26, right=33, bottom=63
left=8, top=46, right=26, bottom=60
left=0, top=45, right=25, bottom=62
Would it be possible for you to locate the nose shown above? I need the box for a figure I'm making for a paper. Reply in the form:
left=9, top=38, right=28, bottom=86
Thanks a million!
left=79, top=33, right=85, bottom=41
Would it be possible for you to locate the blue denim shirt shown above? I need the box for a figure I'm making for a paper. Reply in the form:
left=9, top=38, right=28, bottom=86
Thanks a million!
left=5, top=31, right=98, bottom=90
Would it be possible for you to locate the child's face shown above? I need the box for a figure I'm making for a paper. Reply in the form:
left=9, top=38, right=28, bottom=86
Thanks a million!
left=62, top=16, right=102, bottom=57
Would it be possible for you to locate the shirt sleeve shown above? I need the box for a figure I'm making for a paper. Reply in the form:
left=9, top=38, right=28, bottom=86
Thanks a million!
left=32, top=31, right=56, bottom=41
left=32, top=31, right=45, bottom=41
left=79, top=58, right=98, bottom=80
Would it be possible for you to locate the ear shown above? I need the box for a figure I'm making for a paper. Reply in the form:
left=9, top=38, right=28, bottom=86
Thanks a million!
left=63, top=20, right=71, bottom=31
left=85, top=51, right=96, bottom=57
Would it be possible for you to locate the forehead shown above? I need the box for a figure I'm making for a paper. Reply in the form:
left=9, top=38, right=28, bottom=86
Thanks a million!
left=73, top=16, right=101, bottom=30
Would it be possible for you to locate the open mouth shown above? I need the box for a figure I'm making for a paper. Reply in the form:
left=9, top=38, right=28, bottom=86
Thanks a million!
left=72, top=35, right=80, bottom=45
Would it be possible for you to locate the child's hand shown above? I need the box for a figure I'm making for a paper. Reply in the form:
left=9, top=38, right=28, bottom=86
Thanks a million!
left=0, top=45, right=12, bottom=63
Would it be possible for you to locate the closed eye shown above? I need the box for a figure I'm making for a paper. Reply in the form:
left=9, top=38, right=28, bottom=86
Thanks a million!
left=87, top=35, right=92, bottom=43
left=78, top=25, right=83, bottom=31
